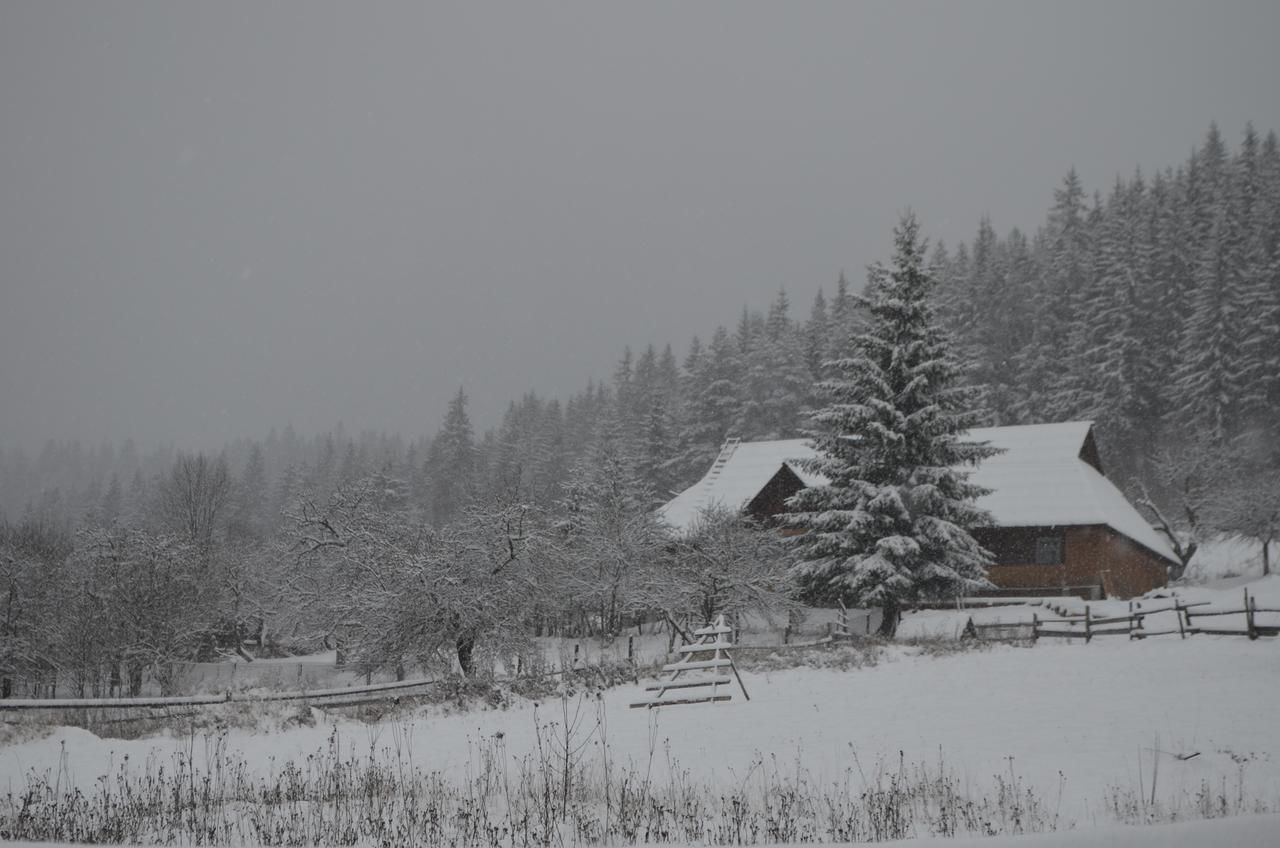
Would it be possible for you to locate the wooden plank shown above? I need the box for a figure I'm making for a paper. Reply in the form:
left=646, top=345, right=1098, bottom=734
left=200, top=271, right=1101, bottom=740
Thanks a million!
left=1084, top=615, right=1135, bottom=626
left=1184, top=608, right=1279, bottom=618
left=1205, top=624, right=1280, bottom=636
left=1130, top=602, right=1211, bottom=616
left=1193, top=629, right=1242, bottom=636
left=662, top=658, right=732, bottom=672
left=677, top=641, right=733, bottom=653
left=1035, top=614, right=1134, bottom=627
left=644, top=677, right=731, bottom=691
left=693, top=624, right=733, bottom=636
left=630, top=694, right=733, bottom=709
left=1035, top=627, right=1128, bottom=637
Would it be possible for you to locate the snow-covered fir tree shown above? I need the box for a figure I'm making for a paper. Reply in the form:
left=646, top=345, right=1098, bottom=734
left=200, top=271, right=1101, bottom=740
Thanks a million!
left=425, top=388, right=476, bottom=526
left=667, top=326, right=742, bottom=485
left=787, top=213, right=999, bottom=637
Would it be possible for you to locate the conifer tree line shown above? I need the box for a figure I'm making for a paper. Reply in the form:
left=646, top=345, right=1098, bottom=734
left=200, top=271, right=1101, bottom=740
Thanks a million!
left=3, top=121, right=1278, bottom=692
left=933, top=123, right=1280, bottom=481
left=927, top=123, right=1280, bottom=571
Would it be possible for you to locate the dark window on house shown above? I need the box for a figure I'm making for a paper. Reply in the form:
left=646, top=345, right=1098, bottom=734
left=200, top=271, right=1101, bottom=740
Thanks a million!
left=1035, top=535, right=1063, bottom=565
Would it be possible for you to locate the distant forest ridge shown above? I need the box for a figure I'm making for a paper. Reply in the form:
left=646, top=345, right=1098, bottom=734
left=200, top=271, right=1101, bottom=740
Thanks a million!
left=3, top=120, right=1277, bottom=533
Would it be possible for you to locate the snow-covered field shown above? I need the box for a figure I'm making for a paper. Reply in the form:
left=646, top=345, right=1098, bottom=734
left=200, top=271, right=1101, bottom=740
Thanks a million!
left=7, top=815, right=1280, bottom=848
left=4, top=588, right=1278, bottom=845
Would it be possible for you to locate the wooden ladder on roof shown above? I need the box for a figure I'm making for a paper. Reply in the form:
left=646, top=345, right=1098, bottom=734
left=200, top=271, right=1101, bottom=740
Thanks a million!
left=702, top=438, right=741, bottom=491
left=630, top=614, right=749, bottom=709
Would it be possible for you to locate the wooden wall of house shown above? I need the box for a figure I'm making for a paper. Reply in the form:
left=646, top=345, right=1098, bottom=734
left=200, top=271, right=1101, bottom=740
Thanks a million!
left=974, top=525, right=1167, bottom=599
left=747, top=466, right=806, bottom=525
left=752, top=468, right=1169, bottom=599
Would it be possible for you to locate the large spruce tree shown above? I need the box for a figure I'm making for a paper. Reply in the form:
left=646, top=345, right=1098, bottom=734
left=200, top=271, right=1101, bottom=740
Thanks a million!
left=787, top=213, right=999, bottom=636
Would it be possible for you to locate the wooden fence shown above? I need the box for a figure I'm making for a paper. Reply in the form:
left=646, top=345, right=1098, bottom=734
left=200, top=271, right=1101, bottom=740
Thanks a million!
left=0, top=657, right=641, bottom=728
left=1019, top=588, right=1279, bottom=643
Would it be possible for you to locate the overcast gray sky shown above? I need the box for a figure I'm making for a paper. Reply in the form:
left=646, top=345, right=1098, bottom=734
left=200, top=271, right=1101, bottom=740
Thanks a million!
left=1, top=1, right=1277, bottom=452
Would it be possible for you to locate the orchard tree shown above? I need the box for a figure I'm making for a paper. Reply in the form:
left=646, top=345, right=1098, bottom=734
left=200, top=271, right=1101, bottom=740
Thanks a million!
left=1217, top=430, right=1280, bottom=577
left=286, top=475, right=544, bottom=678
left=660, top=507, right=797, bottom=627
left=552, top=417, right=665, bottom=636
left=67, top=528, right=211, bottom=695
left=0, top=517, right=72, bottom=697
left=787, top=213, right=999, bottom=636
left=1132, top=436, right=1227, bottom=581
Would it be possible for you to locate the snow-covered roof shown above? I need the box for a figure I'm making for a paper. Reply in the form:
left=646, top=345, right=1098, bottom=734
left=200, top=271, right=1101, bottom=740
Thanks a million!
left=657, top=421, right=1178, bottom=563
left=658, top=439, right=824, bottom=533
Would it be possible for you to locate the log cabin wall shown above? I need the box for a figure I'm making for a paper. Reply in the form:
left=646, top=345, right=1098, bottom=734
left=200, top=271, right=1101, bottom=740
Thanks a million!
left=974, top=525, right=1167, bottom=599
left=749, top=464, right=1171, bottom=600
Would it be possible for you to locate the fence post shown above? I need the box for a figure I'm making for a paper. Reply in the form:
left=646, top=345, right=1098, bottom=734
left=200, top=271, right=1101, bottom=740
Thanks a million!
left=628, top=635, right=634, bottom=661
left=1084, top=605, right=1092, bottom=644
left=1176, top=601, right=1186, bottom=639
left=1246, top=589, right=1257, bottom=640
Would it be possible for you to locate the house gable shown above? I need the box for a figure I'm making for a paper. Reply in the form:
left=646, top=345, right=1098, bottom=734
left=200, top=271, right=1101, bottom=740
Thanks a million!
left=1079, top=428, right=1104, bottom=474
left=745, top=464, right=806, bottom=524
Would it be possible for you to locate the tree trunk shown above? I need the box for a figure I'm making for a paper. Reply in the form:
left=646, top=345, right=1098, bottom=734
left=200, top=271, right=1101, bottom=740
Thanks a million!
left=130, top=662, right=145, bottom=697
left=877, top=600, right=901, bottom=638
left=456, top=635, right=476, bottom=677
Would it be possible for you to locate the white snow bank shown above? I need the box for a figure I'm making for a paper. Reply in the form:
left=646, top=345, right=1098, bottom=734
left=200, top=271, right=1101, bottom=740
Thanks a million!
left=896, top=609, right=975, bottom=640
left=875, top=813, right=1280, bottom=847
left=1185, top=534, right=1280, bottom=583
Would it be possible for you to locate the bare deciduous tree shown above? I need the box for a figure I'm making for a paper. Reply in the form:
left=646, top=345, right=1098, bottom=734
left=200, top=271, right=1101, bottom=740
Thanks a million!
left=1216, top=431, right=1280, bottom=577
left=157, top=452, right=232, bottom=544
left=285, top=475, right=547, bottom=678
left=1132, top=438, right=1227, bottom=581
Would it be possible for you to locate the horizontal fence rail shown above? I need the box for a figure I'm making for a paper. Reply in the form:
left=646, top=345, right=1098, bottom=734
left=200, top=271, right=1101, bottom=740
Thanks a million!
left=0, top=675, right=447, bottom=712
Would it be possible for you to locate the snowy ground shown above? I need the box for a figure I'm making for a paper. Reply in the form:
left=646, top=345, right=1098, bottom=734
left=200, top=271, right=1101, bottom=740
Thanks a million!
left=4, top=611, right=1278, bottom=842
left=7, top=814, right=1280, bottom=848
left=1183, top=534, right=1278, bottom=583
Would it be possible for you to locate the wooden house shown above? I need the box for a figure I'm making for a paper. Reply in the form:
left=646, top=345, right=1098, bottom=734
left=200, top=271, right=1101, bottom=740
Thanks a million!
left=658, top=421, right=1176, bottom=600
